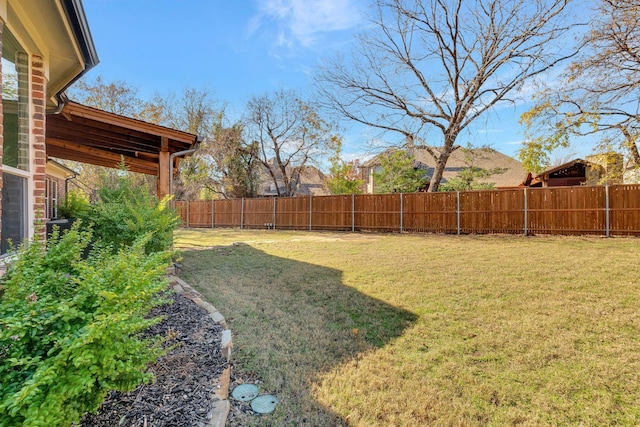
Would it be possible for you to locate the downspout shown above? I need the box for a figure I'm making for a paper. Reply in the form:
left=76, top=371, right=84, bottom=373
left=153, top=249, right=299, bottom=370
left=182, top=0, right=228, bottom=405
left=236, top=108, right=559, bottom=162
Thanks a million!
left=64, top=173, right=78, bottom=196
left=169, top=139, right=202, bottom=198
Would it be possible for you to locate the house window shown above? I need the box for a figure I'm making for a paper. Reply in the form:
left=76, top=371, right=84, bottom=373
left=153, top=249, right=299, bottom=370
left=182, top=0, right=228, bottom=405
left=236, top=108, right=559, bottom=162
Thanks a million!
left=1, top=28, right=29, bottom=254
left=43, top=178, right=59, bottom=220
left=45, top=178, right=50, bottom=219
left=51, top=180, right=59, bottom=219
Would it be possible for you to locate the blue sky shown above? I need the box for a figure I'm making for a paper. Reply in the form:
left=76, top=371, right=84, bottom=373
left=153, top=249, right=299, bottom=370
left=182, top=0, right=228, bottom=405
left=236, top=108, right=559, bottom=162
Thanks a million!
left=80, top=0, right=585, bottom=163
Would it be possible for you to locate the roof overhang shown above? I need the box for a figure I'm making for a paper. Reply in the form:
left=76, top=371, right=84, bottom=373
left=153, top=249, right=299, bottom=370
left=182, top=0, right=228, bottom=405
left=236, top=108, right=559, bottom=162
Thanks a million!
left=46, top=101, right=199, bottom=175
left=7, top=0, right=99, bottom=109
left=537, top=159, right=588, bottom=180
left=46, top=158, right=77, bottom=179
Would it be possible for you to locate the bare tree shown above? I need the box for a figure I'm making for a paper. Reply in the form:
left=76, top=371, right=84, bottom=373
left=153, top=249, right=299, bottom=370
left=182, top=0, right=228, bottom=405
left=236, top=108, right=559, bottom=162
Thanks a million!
left=519, top=0, right=640, bottom=172
left=154, top=87, right=216, bottom=136
left=70, top=76, right=147, bottom=118
left=317, top=0, right=581, bottom=191
left=245, top=89, right=340, bottom=197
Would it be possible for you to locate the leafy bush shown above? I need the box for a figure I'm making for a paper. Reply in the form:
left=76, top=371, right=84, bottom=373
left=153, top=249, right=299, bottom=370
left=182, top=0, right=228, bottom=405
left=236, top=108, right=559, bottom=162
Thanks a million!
left=88, top=173, right=180, bottom=254
left=373, top=150, right=429, bottom=193
left=0, top=225, right=171, bottom=426
left=57, top=190, right=91, bottom=220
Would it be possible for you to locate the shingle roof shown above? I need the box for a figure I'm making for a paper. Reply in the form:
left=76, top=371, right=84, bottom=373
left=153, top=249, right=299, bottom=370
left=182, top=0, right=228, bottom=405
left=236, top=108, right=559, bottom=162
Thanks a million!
left=257, top=165, right=329, bottom=196
left=364, top=147, right=527, bottom=188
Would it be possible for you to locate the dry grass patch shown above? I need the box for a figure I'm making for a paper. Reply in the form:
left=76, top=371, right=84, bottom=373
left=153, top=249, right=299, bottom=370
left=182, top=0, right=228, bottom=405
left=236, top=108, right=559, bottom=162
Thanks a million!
left=175, top=230, right=640, bottom=426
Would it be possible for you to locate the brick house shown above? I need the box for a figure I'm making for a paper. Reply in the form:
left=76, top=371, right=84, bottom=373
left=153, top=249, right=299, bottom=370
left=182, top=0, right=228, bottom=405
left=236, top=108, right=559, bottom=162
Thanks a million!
left=45, top=159, right=77, bottom=220
left=0, top=0, right=98, bottom=254
left=1, top=0, right=198, bottom=255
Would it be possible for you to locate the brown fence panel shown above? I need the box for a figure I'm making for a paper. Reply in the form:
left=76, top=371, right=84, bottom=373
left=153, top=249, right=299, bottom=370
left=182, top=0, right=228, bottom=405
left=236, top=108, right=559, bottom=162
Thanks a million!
left=176, top=184, right=640, bottom=236
left=459, top=189, right=525, bottom=234
left=243, top=198, right=276, bottom=229
left=312, top=195, right=352, bottom=230
left=175, top=201, right=187, bottom=225
left=527, top=186, right=606, bottom=235
left=214, top=199, right=242, bottom=228
left=276, top=196, right=311, bottom=230
left=609, top=184, right=640, bottom=236
left=403, top=192, right=457, bottom=233
left=354, top=194, right=401, bottom=231
left=185, top=200, right=212, bottom=228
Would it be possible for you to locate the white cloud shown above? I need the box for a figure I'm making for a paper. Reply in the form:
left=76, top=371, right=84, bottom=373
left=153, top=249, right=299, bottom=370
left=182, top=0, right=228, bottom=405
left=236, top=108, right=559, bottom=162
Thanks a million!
left=250, top=0, right=364, bottom=48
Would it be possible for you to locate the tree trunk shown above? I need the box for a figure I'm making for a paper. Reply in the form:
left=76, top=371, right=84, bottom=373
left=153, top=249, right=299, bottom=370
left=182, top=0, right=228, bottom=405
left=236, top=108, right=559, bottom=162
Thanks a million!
left=621, top=127, right=640, bottom=167
left=427, top=134, right=457, bottom=192
left=428, top=155, right=448, bottom=192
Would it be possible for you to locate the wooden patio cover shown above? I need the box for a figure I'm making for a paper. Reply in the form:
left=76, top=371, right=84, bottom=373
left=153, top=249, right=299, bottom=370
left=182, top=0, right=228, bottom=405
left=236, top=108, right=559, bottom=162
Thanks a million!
left=46, top=101, right=199, bottom=198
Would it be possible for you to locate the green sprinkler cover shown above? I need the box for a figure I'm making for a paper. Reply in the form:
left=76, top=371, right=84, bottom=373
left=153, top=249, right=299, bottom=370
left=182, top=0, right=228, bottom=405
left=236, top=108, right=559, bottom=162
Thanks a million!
left=231, top=384, right=259, bottom=402
left=251, top=394, right=278, bottom=414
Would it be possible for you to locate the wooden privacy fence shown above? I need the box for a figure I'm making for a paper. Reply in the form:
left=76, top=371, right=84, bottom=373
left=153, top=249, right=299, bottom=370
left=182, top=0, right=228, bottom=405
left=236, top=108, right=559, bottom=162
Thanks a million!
left=175, top=184, right=640, bottom=236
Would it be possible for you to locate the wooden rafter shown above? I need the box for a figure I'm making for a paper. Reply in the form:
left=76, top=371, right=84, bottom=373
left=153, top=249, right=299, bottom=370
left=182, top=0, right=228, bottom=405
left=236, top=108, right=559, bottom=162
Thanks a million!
left=45, top=101, right=198, bottom=197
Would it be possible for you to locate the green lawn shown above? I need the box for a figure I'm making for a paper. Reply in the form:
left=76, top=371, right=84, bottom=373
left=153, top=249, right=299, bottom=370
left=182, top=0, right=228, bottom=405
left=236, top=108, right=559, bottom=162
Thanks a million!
left=175, top=229, right=640, bottom=426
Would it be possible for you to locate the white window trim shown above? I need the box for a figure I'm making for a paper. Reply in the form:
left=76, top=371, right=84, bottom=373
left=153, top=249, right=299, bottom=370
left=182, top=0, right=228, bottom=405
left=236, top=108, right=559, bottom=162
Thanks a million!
left=44, top=177, right=50, bottom=220
left=51, top=180, right=58, bottom=219
left=2, top=23, right=34, bottom=241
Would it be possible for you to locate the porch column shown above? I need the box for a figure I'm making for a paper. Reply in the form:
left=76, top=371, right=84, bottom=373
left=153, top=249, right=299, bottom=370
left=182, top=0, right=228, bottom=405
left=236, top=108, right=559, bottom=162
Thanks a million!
left=157, top=136, right=170, bottom=199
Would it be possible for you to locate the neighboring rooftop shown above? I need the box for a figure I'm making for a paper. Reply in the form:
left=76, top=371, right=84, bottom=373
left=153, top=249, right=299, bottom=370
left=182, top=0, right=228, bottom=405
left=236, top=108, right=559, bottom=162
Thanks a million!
left=364, top=147, right=528, bottom=189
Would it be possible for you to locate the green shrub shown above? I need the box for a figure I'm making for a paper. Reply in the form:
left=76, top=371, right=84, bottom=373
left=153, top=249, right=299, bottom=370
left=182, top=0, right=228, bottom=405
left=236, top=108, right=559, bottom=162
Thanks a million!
left=88, top=174, right=180, bottom=254
left=0, top=225, right=171, bottom=426
left=57, top=190, right=91, bottom=220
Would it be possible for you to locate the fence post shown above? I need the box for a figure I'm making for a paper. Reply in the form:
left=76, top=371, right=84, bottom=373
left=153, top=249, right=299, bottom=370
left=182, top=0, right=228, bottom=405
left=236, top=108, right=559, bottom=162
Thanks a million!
left=273, top=197, right=277, bottom=230
left=605, top=184, right=610, bottom=237
left=456, top=191, right=461, bottom=235
left=211, top=199, right=215, bottom=229
left=523, top=187, right=528, bottom=236
left=400, top=193, right=404, bottom=233
left=309, top=195, right=313, bottom=231
left=351, top=193, right=355, bottom=232
left=240, top=198, right=244, bottom=229
left=186, top=201, right=190, bottom=228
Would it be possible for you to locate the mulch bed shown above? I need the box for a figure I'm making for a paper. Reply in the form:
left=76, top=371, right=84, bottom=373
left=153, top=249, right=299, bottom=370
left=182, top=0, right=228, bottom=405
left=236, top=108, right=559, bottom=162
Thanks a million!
left=81, top=292, right=228, bottom=427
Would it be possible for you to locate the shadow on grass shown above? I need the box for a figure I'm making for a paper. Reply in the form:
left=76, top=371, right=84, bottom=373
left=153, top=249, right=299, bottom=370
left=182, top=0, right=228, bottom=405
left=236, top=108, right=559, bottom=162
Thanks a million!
left=179, top=244, right=417, bottom=426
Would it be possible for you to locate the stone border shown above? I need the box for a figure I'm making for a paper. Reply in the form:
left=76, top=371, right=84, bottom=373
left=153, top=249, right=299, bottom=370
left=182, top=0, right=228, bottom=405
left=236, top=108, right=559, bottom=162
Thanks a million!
left=167, top=273, right=232, bottom=427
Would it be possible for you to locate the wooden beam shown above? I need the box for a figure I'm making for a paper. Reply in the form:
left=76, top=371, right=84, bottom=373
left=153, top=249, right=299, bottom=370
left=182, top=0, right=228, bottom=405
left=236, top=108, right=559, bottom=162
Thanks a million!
left=47, top=120, right=161, bottom=152
left=62, top=101, right=197, bottom=144
left=160, top=136, right=169, bottom=152
left=158, top=150, right=170, bottom=199
left=47, top=137, right=159, bottom=175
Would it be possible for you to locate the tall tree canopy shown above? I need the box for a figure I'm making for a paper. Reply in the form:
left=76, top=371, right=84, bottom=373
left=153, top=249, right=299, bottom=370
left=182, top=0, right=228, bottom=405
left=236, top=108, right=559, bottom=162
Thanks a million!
left=152, top=88, right=260, bottom=199
left=519, top=0, right=640, bottom=172
left=317, top=0, right=580, bottom=191
left=244, top=89, right=341, bottom=197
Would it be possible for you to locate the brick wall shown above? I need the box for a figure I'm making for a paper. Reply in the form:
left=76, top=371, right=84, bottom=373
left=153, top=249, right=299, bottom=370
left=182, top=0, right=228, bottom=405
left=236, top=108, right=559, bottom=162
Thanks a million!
left=31, top=54, right=46, bottom=238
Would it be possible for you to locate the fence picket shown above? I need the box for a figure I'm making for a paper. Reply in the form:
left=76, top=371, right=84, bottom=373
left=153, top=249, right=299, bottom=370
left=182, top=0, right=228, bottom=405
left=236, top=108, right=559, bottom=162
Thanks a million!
left=176, top=185, right=640, bottom=236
